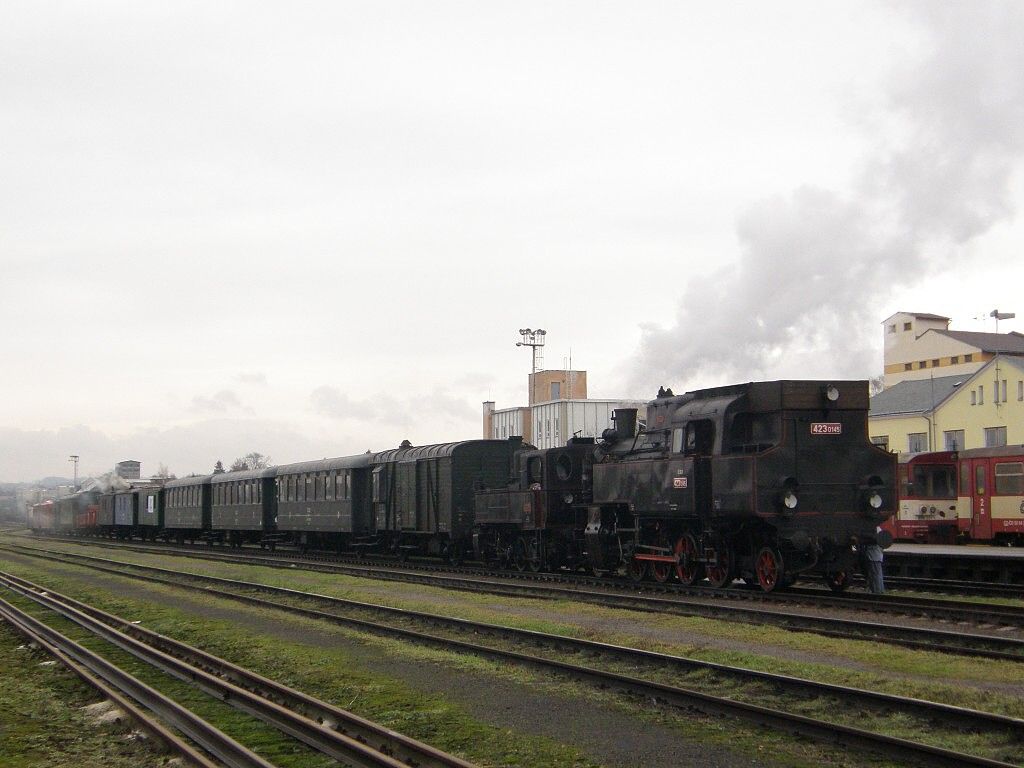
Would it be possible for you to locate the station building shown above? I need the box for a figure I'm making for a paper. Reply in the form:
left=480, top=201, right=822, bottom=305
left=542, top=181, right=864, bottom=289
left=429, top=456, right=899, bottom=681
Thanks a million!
left=871, top=311, right=1024, bottom=452
left=483, top=369, right=647, bottom=449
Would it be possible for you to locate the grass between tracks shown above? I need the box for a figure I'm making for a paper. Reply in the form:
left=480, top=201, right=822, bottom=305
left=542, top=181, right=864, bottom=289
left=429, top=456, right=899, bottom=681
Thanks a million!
left=0, top=620, right=174, bottom=768
left=3, top=540, right=1024, bottom=765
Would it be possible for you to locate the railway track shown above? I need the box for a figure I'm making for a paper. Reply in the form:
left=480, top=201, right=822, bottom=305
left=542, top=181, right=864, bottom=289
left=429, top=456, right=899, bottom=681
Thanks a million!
left=13, top=530, right=1024, bottom=601
left=11, top=540, right=1024, bottom=662
left=0, top=568, right=476, bottom=768
left=2, top=546, right=1022, bottom=767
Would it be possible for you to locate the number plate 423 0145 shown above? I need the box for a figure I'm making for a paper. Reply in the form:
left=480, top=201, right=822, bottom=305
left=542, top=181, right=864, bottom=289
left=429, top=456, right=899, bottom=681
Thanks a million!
left=810, top=422, right=842, bottom=435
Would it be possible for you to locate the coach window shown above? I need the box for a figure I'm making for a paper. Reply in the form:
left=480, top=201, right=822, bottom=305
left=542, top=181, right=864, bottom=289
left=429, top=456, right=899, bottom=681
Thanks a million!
left=344, top=471, right=351, bottom=499
left=995, top=463, right=1024, bottom=495
left=326, top=471, right=335, bottom=500
left=306, top=473, right=314, bottom=501
left=976, top=465, right=987, bottom=496
left=960, top=462, right=972, bottom=496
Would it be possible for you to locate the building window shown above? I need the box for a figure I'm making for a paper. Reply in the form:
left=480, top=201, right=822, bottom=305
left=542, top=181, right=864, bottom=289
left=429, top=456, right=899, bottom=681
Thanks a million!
left=919, top=361, right=928, bottom=369
left=908, top=432, right=927, bottom=452
left=950, top=356, right=959, bottom=364
left=932, top=359, right=940, bottom=367
left=888, top=324, right=896, bottom=334
left=1001, top=380, right=1007, bottom=403
left=978, top=386, right=984, bottom=405
left=550, top=382, right=560, bottom=400
left=904, top=363, right=913, bottom=371
left=984, top=426, right=1007, bottom=448
left=964, top=353, right=973, bottom=362
left=871, top=435, right=889, bottom=451
left=1019, top=381, right=1023, bottom=401
left=971, top=391, right=977, bottom=406
left=904, top=322, right=912, bottom=331
left=943, top=430, right=964, bottom=451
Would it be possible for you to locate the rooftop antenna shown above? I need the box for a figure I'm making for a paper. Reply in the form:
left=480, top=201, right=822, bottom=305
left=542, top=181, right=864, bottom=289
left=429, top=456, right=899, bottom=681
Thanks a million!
left=991, top=309, right=1015, bottom=333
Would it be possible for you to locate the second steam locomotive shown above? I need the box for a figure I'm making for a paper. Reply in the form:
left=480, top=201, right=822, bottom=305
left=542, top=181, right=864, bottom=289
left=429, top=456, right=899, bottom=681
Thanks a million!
left=32, top=379, right=896, bottom=592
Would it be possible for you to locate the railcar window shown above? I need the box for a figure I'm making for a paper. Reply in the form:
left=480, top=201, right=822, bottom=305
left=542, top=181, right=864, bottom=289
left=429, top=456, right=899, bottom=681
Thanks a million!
left=372, top=468, right=382, bottom=502
left=909, top=465, right=956, bottom=499
left=960, top=462, right=971, bottom=496
left=344, top=471, right=351, bottom=500
left=727, top=413, right=779, bottom=453
left=527, top=457, right=543, bottom=484
left=326, top=471, right=335, bottom=500
left=995, top=463, right=1024, bottom=495
left=976, top=465, right=987, bottom=496
left=672, top=428, right=683, bottom=453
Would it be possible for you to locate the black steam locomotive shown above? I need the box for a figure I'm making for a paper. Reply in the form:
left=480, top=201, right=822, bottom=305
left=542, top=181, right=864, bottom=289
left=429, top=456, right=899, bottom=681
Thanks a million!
left=33, top=379, right=895, bottom=592
left=475, top=380, right=895, bottom=592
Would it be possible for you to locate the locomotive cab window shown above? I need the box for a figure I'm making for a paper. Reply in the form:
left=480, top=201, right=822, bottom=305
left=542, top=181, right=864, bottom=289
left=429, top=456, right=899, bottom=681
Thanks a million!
left=727, top=413, right=779, bottom=453
left=684, top=420, right=714, bottom=456
left=910, top=465, right=956, bottom=499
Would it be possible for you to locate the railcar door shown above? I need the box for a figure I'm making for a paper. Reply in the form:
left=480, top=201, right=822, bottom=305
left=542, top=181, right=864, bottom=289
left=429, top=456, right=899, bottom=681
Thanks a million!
left=969, top=458, right=993, bottom=541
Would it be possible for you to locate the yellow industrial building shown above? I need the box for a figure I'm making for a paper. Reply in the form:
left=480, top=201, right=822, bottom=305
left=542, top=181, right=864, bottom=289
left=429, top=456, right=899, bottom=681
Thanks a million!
left=870, top=311, right=1024, bottom=452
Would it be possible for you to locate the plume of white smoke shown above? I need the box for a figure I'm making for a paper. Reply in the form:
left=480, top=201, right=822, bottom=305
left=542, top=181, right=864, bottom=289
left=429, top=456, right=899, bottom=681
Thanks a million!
left=80, top=471, right=131, bottom=494
left=632, top=2, right=1024, bottom=392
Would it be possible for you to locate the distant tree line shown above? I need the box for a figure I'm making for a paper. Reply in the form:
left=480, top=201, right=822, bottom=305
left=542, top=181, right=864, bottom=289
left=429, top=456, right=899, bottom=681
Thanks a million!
left=213, top=452, right=272, bottom=473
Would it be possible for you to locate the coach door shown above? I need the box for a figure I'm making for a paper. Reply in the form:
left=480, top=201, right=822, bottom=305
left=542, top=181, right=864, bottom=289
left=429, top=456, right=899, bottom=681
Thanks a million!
left=970, top=458, right=993, bottom=540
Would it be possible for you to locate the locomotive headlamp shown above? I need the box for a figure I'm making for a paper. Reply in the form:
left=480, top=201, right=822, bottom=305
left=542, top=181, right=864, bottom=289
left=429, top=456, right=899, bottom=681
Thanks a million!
left=825, top=385, right=840, bottom=402
left=868, top=492, right=883, bottom=509
left=563, top=493, right=574, bottom=504
left=783, top=490, right=798, bottom=509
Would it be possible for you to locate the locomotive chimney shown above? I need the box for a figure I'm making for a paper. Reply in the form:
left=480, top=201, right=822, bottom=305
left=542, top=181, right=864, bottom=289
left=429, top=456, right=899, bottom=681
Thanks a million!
left=612, top=408, right=638, bottom=441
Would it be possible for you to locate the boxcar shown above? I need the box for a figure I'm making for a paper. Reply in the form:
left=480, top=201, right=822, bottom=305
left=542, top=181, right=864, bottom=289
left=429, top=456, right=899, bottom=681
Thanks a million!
left=163, top=475, right=212, bottom=542
left=211, top=467, right=277, bottom=545
left=29, top=500, right=55, bottom=533
left=275, top=455, right=373, bottom=549
left=371, top=439, right=525, bottom=559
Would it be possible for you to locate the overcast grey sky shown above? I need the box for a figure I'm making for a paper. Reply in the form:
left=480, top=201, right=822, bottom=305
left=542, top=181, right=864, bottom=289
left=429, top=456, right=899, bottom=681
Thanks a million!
left=3, top=1, right=1023, bottom=482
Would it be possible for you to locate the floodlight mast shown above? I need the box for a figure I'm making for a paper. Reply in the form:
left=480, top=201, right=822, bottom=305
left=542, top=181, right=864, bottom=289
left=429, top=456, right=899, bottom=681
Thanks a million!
left=69, top=455, right=79, bottom=492
left=516, top=328, right=547, bottom=374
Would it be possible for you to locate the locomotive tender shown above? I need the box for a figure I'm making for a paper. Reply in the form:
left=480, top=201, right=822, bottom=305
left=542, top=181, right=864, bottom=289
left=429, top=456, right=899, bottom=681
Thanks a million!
left=31, top=379, right=895, bottom=592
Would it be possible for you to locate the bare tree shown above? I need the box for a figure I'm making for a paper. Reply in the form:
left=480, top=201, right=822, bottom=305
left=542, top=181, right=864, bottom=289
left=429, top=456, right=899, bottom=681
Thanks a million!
left=869, top=374, right=885, bottom=397
left=154, top=463, right=176, bottom=479
left=230, top=452, right=272, bottom=472
left=213, top=460, right=225, bottom=474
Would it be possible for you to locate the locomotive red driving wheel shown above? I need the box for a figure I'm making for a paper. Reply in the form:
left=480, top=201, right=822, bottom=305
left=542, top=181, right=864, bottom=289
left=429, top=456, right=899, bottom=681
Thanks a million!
left=651, top=559, right=672, bottom=583
left=673, top=534, right=704, bottom=586
left=755, top=547, right=784, bottom=592
left=705, top=545, right=734, bottom=588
